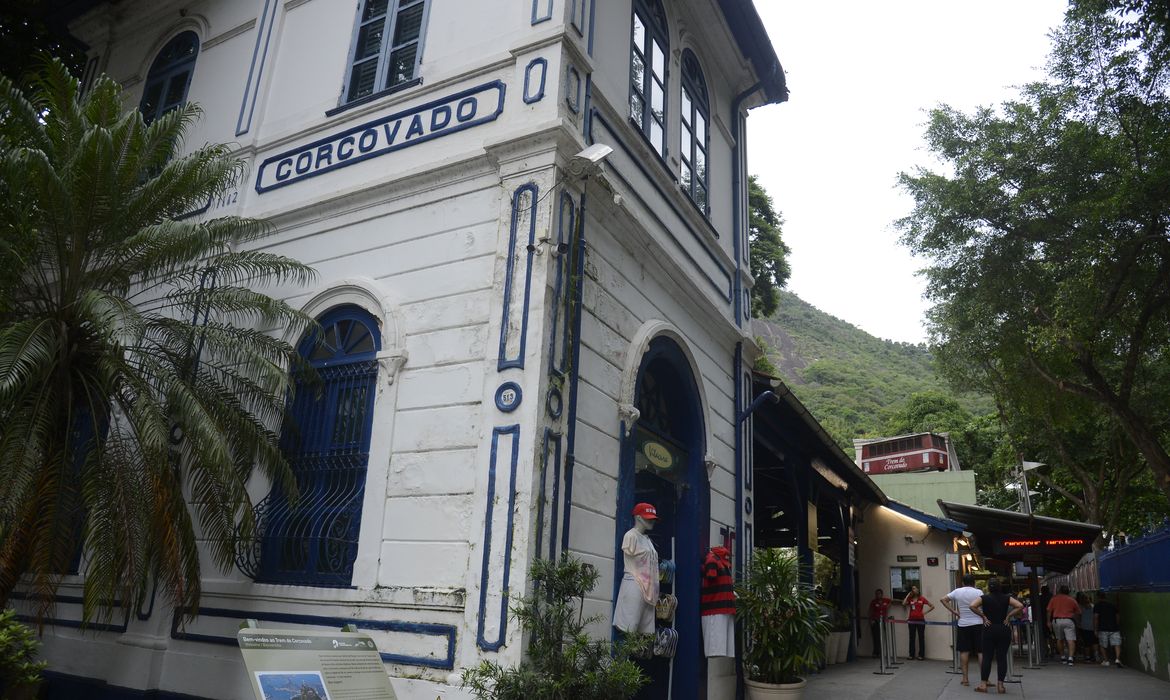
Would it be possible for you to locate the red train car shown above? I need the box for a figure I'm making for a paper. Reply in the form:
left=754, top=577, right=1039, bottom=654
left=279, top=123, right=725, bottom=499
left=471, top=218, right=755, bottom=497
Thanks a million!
left=855, top=432, right=956, bottom=475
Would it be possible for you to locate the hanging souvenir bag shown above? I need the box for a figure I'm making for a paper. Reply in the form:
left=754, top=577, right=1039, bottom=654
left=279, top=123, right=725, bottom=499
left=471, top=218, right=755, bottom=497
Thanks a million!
left=653, top=626, right=678, bottom=658
left=655, top=593, right=678, bottom=620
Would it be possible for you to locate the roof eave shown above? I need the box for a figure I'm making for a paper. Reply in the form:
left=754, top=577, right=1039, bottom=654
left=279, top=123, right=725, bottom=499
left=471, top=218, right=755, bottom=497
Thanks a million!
left=718, top=0, right=789, bottom=105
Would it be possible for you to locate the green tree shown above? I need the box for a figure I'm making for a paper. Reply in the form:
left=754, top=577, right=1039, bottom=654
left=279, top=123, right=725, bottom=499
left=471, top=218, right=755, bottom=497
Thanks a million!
left=0, top=60, right=315, bottom=623
left=748, top=175, right=791, bottom=318
left=898, top=6, right=1170, bottom=505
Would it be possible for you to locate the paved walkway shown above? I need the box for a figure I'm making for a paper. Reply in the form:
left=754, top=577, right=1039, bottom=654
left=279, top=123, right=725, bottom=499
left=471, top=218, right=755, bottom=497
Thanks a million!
left=802, top=657, right=1169, bottom=700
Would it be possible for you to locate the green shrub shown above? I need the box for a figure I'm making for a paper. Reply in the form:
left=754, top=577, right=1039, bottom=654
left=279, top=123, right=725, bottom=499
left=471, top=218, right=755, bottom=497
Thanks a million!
left=0, top=608, right=46, bottom=698
left=461, top=555, right=648, bottom=700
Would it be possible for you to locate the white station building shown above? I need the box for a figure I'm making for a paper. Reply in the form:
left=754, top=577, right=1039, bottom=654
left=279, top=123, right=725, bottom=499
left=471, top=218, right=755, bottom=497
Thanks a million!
left=37, top=1, right=790, bottom=697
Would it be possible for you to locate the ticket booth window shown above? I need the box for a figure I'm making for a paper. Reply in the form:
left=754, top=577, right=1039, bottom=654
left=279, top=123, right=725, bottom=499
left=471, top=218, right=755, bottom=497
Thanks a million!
left=890, top=566, right=921, bottom=599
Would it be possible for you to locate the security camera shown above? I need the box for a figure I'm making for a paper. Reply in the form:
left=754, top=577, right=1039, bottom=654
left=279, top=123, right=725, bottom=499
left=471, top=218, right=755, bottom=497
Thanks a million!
left=574, top=143, right=613, bottom=164
left=568, top=143, right=614, bottom=178
left=904, top=534, right=915, bottom=543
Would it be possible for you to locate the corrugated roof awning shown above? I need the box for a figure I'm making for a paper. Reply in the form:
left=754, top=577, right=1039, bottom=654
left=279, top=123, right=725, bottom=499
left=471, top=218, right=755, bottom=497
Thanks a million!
left=938, top=501, right=1101, bottom=574
left=886, top=500, right=967, bottom=534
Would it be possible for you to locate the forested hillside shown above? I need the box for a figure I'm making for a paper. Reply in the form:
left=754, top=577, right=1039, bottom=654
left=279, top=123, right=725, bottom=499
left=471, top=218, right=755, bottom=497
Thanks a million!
left=752, top=290, right=993, bottom=450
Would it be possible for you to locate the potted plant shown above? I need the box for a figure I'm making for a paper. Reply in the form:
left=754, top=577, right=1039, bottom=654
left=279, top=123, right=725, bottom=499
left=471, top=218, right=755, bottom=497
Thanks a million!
left=833, top=608, right=852, bottom=664
left=738, top=549, right=831, bottom=699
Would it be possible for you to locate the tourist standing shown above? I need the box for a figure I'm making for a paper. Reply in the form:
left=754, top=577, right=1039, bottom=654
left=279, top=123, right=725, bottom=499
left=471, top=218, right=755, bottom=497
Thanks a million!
left=970, top=578, right=1024, bottom=694
left=902, top=585, right=934, bottom=660
left=941, top=574, right=984, bottom=687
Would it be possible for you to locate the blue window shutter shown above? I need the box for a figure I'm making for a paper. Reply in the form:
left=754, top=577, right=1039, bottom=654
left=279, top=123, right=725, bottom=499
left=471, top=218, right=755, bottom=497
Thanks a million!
left=344, top=0, right=429, bottom=104
left=139, top=31, right=200, bottom=125
left=250, top=305, right=381, bottom=586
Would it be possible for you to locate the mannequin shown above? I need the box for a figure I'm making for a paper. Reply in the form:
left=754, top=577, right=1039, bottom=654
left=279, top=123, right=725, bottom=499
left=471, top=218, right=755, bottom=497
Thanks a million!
left=701, top=545, right=735, bottom=657
left=613, top=502, right=660, bottom=634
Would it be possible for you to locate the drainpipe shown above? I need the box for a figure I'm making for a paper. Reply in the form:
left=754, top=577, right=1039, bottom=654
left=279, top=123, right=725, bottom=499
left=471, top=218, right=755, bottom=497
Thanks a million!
left=560, top=74, right=595, bottom=553
left=731, top=74, right=769, bottom=700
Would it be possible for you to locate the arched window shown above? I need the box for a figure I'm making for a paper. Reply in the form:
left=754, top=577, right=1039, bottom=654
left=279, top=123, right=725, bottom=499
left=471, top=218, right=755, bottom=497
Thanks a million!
left=344, top=0, right=429, bottom=104
left=255, top=305, right=381, bottom=586
left=139, top=31, right=199, bottom=125
left=680, top=50, right=709, bottom=213
left=629, top=0, right=668, bottom=157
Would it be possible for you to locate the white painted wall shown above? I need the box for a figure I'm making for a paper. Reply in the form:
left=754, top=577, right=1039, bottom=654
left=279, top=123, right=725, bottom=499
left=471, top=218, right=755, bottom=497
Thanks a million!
left=43, top=2, right=778, bottom=698
left=856, top=504, right=962, bottom=661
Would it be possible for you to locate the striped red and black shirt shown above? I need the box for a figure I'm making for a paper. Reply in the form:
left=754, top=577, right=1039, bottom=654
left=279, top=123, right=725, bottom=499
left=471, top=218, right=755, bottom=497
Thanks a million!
left=701, top=546, right=734, bottom=616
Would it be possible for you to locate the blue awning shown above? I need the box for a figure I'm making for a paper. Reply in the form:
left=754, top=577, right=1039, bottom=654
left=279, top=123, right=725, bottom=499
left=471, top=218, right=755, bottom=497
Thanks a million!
left=886, top=500, right=967, bottom=534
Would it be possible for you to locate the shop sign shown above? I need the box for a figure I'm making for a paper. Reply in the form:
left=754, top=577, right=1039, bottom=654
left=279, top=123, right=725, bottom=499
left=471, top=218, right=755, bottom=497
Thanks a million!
left=642, top=440, right=674, bottom=470
left=255, top=81, right=506, bottom=192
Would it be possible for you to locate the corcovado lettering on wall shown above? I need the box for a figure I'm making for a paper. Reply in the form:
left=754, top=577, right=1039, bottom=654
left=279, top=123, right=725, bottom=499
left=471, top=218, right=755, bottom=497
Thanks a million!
left=255, top=81, right=506, bottom=192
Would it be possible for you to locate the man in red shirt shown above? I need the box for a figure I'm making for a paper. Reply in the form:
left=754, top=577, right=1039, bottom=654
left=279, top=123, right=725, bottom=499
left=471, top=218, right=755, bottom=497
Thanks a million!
left=868, top=588, right=892, bottom=657
left=1047, top=585, right=1082, bottom=665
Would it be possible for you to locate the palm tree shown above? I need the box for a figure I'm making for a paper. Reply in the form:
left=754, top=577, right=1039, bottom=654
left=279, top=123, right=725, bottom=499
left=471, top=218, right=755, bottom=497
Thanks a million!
left=0, top=58, right=316, bottom=624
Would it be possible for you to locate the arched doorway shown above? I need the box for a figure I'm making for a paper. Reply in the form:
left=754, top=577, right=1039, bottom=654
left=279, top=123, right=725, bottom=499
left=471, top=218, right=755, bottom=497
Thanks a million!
left=616, top=335, right=709, bottom=698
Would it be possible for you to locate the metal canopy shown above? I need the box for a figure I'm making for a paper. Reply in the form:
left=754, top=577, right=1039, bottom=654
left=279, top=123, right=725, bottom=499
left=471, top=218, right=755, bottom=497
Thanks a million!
left=938, top=500, right=1102, bottom=574
left=750, top=375, right=885, bottom=550
left=886, top=500, right=967, bottom=534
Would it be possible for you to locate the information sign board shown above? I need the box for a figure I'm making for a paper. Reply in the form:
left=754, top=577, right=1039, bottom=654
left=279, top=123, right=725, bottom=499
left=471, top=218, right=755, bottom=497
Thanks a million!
left=238, top=628, right=398, bottom=700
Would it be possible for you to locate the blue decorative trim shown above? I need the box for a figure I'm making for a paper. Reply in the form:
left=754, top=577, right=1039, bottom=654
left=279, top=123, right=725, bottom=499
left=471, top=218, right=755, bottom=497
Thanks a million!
left=531, top=0, right=553, bottom=24
left=236, top=0, right=279, bottom=136
left=10, top=591, right=128, bottom=633
left=256, top=81, right=507, bottom=192
left=743, top=370, right=753, bottom=491
left=477, top=425, right=521, bottom=651
left=591, top=110, right=732, bottom=302
left=547, top=191, right=574, bottom=374
left=546, top=387, right=563, bottom=419
left=495, top=381, right=523, bottom=412
left=536, top=427, right=563, bottom=562
left=170, top=606, right=457, bottom=669
left=497, top=183, right=539, bottom=371
left=175, top=195, right=212, bottom=221
left=565, top=66, right=581, bottom=114
left=560, top=184, right=588, bottom=553
left=523, top=58, right=547, bottom=104
left=734, top=346, right=744, bottom=580
left=571, top=0, right=587, bottom=35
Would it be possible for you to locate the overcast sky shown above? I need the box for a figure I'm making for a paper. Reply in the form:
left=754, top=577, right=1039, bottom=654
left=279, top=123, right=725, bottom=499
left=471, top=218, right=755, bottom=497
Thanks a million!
left=747, top=1, right=1070, bottom=344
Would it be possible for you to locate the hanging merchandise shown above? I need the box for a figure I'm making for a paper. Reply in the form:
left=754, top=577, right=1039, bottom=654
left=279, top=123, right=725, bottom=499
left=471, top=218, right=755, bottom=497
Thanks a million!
left=653, top=626, right=678, bottom=658
left=658, top=558, right=676, bottom=584
left=701, top=545, right=735, bottom=657
left=655, top=593, right=678, bottom=621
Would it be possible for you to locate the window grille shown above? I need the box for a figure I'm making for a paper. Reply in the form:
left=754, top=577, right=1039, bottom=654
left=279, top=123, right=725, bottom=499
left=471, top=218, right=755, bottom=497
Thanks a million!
left=139, top=31, right=199, bottom=125
left=344, top=0, right=428, bottom=104
left=629, top=0, right=668, bottom=157
left=680, top=50, right=709, bottom=212
left=240, top=306, right=380, bottom=586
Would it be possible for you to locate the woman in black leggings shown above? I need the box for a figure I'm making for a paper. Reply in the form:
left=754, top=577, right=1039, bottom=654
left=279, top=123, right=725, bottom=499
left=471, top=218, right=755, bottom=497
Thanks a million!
left=970, top=578, right=1024, bottom=694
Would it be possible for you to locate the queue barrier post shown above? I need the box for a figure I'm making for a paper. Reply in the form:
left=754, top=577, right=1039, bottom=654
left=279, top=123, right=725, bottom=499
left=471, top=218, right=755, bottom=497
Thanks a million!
left=1024, top=618, right=1043, bottom=669
left=873, top=616, right=895, bottom=676
left=945, top=620, right=962, bottom=675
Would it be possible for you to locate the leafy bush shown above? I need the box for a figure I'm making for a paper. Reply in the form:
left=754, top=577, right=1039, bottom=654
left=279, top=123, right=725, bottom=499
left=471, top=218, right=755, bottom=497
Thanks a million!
left=737, top=548, right=830, bottom=685
left=0, top=608, right=46, bottom=698
left=461, top=555, right=648, bottom=700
